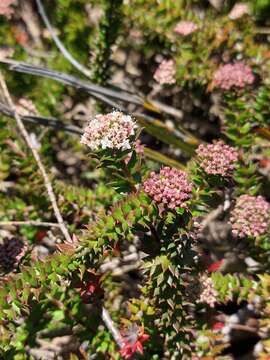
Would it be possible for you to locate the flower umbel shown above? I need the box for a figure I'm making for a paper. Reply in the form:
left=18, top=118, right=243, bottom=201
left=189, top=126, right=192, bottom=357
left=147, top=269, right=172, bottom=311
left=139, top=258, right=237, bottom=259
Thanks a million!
left=199, top=275, right=218, bottom=308
left=119, top=324, right=150, bottom=359
left=230, top=195, right=270, bottom=238
left=81, top=111, right=136, bottom=151
left=0, top=0, right=16, bottom=18
left=228, top=3, right=249, bottom=20
left=153, top=59, right=176, bottom=85
left=143, top=166, right=192, bottom=209
left=196, top=141, right=238, bottom=176
left=16, top=98, right=39, bottom=116
left=213, top=62, right=255, bottom=90
left=174, top=21, right=198, bottom=36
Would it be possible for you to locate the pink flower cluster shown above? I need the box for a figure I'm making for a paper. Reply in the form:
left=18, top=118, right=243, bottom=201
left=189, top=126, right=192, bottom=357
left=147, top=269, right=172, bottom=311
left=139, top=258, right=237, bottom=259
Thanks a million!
left=213, top=62, right=255, bottom=90
left=143, top=166, right=192, bottom=209
left=0, top=0, right=16, bottom=17
left=16, top=98, right=39, bottom=116
left=174, top=21, right=198, bottom=36
left=0, top=238, right=27, bottom=271
left=153, top=60, right=176, bottom=85
left=81, top=111, right=136, bottom=151
left=199, top=275, right=218, bottom=308
left=196, top=141, right=238, bottom=176
left=230, top=195, right=270, bottom=238
left=228, top=3, right=249, bottom=20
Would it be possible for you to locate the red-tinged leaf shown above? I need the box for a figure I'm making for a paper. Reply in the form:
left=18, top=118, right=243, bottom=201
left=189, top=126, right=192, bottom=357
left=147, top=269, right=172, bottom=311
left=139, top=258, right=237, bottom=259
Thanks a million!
left=35, top=230, right=47, bottom=242
left=134, top=341, right=143, bottom=354
left=207, top=259, right=224, bottom=273
left=140, top=333, right=150, bottom=342
left=259, top=158, right=270, bottom=168
left=212, top=322, right=224, bottom=330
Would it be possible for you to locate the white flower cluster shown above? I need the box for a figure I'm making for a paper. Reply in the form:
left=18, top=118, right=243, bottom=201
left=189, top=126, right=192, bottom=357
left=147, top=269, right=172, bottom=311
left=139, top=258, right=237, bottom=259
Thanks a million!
left=81, top=111, right=136, bottom=151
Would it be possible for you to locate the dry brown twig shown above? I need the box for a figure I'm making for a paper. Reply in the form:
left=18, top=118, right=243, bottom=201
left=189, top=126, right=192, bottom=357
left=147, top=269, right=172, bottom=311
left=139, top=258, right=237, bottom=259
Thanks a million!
left=0, top=221, right=60, bottom=228
left=0, top=71, right=72, bottom=243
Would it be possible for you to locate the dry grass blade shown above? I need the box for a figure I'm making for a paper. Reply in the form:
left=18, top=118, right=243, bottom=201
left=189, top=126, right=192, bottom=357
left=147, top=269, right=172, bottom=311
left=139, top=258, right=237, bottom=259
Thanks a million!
left=0, top=71, right=72, bottom=243
left=0, top=59, right=142, bottom=105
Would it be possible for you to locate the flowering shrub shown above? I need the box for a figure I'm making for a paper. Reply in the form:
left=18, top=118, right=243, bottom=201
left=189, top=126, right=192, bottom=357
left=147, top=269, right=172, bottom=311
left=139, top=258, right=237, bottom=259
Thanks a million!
left=0, top=1, right=270, bottom=360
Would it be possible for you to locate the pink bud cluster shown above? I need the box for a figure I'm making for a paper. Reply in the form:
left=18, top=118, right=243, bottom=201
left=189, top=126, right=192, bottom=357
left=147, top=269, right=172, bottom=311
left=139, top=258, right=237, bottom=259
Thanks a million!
left=228, top=3, right=249, bottom=20
left=153, top=60, right=176, bottom=85
left=81, top=111, right=136, bottom=151
left=143, top=166, right=192, bottom=209
left=230, top=195, right=270, bottom=238
left=16, top=98, right=39, bottom=116
left=213, top=62, right=255, bottom=90
left=196, top=141, right=238, bottom=176
left=0, top=0, right=16, bottom=17
left=0, top=238, right=27, bottom=271
left=174, top=21, right=198, bottom=36
left=199, top=275, right=218, bottom=308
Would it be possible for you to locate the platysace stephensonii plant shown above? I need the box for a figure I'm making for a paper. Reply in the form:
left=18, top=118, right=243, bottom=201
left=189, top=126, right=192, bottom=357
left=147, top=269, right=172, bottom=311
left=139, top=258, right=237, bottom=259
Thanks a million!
left=153, top=60, right=176, bottom=85
left=174, top=21, right=198, bottom=36
left=196, top=141, right=238, bottom=176
left=230, top=195, right=270, bottom=238
left=213, top=63, right=255, bottom=90
left=143, top=166, right=192, bottom=210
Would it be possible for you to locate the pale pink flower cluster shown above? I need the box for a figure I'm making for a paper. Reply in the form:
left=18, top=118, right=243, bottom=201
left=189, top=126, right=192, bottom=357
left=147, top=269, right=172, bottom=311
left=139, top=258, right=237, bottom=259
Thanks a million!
left=153, top=60, right=176, bottom=85
left=213, top=63, right=255, bottom=90
left=0, top=0, right=16, bottom=17
left=230, top=195, right=270, bottom=238
left=16, top=98, right=39, bottom=116
left=199, top=275, right=218, bottom=308
left=0, top=238, right=27, bottom=271
left=143, top=166, right=192, bottom=209
left=228, top=3, right=249, bottom=20
left=0, top=46, right=14, bottom=60
left=196, top=141, right=238, bottom=176
left=81, top=111, right=136, bottom=151
left=174, top=21, right=198, bottom=36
